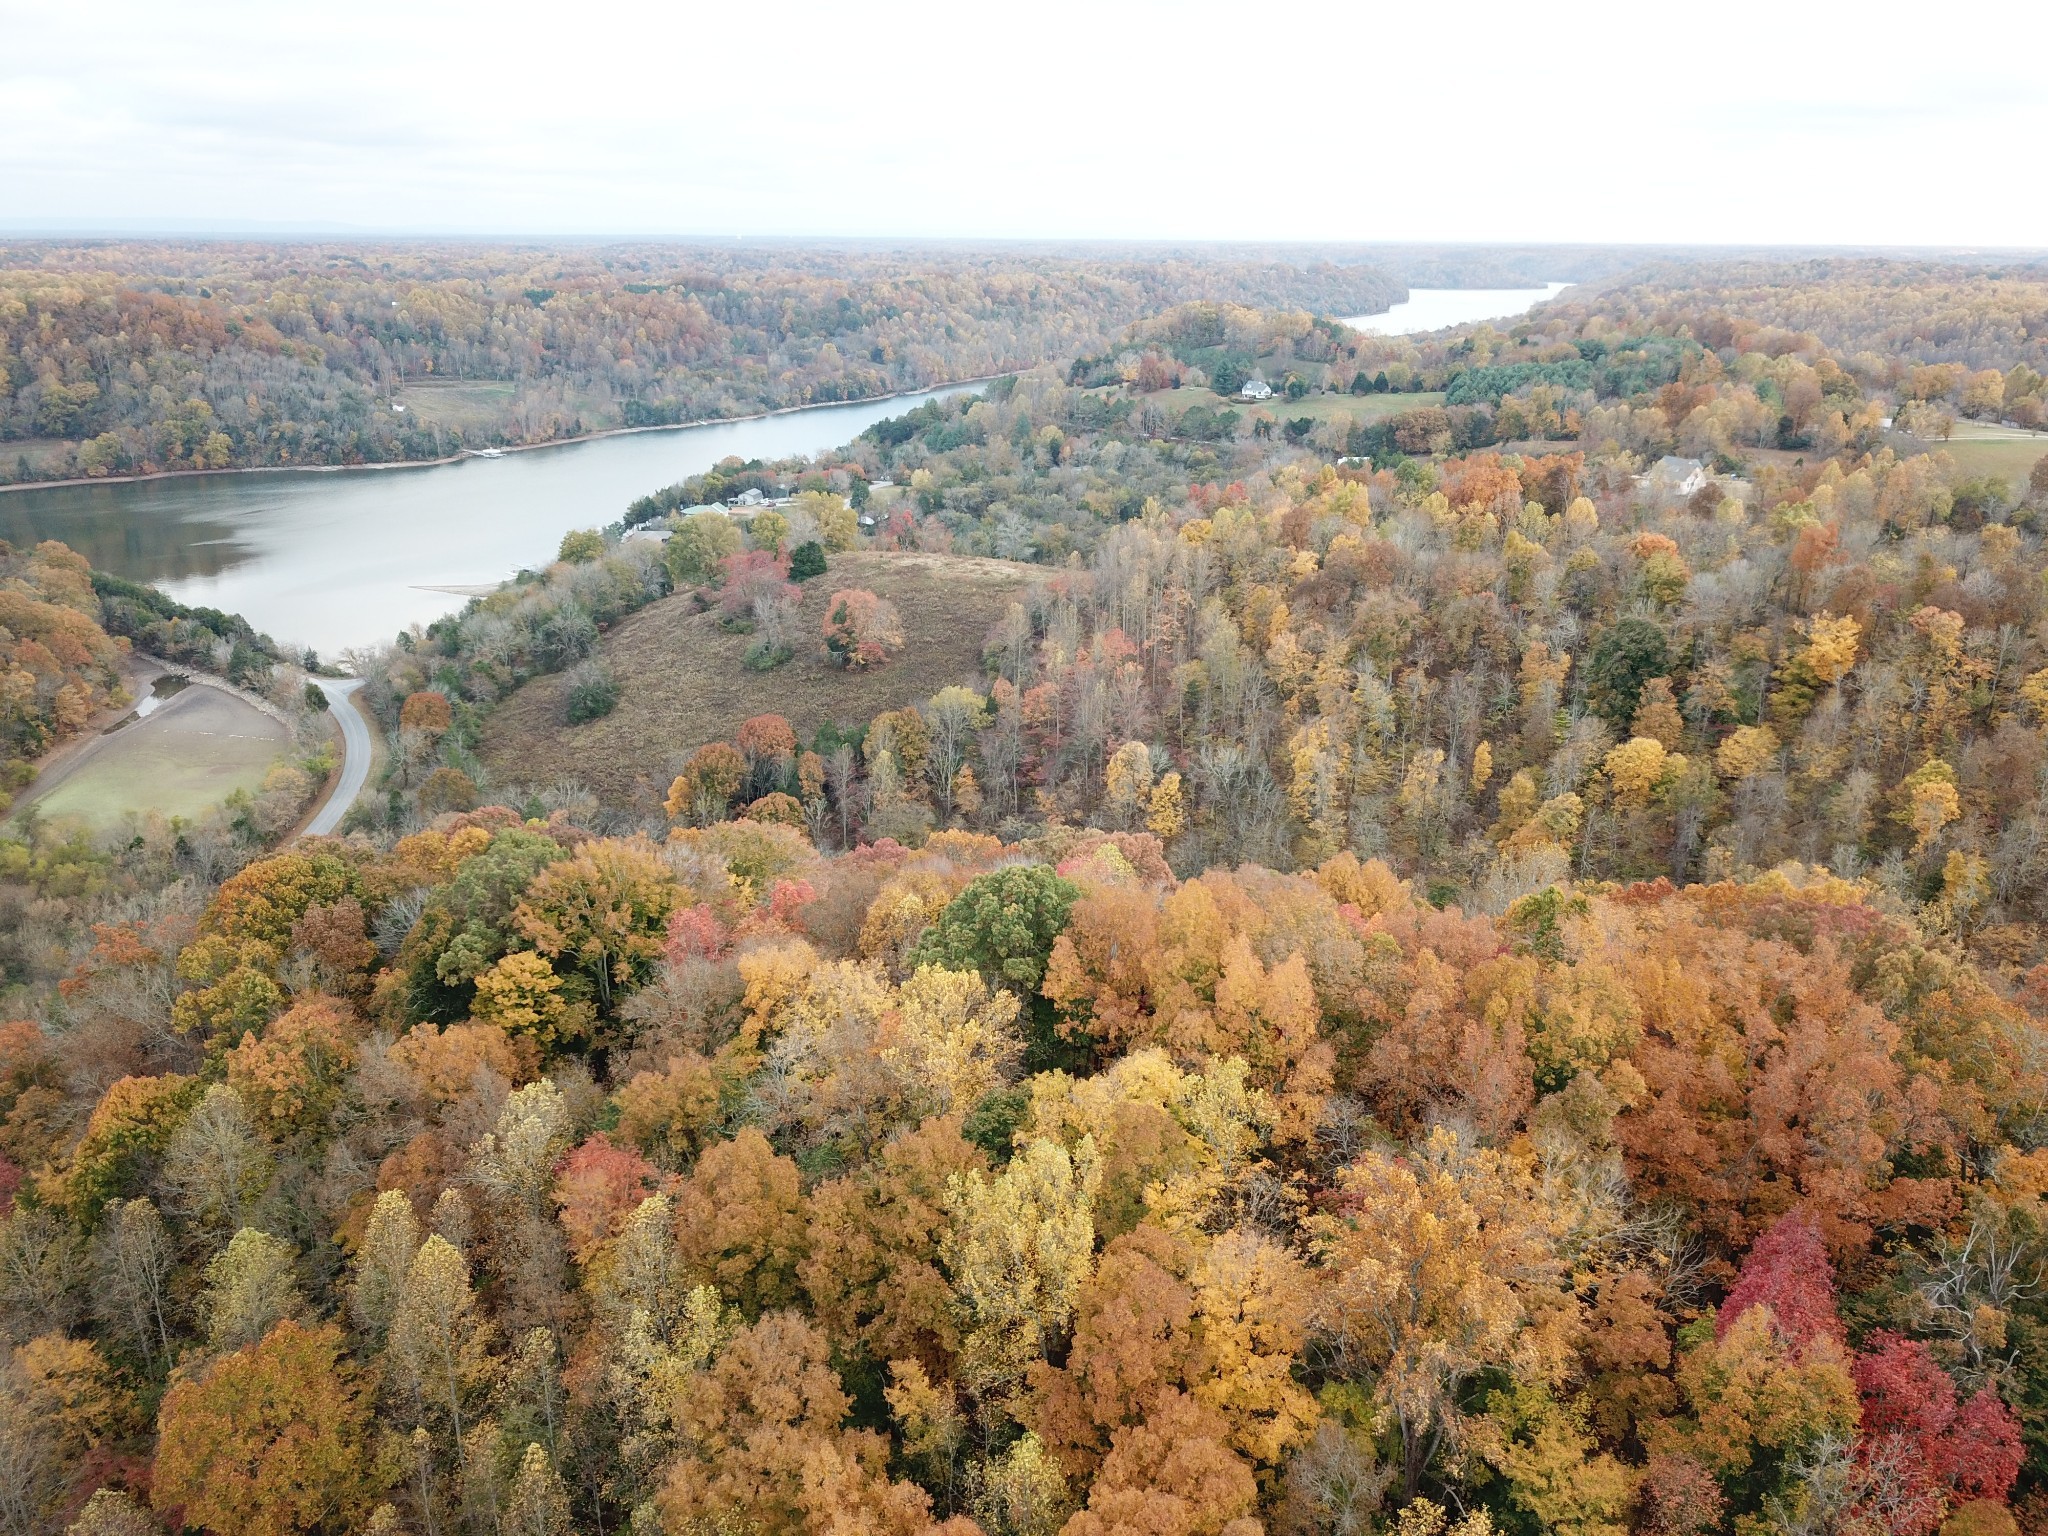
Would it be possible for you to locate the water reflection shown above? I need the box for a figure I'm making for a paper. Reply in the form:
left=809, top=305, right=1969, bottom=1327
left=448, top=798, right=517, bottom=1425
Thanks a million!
left=0, top=383, right=982, bottom=657
left=1344, top=283, right=1573, bottom=336
left=0, top=483, right=254, bottom=580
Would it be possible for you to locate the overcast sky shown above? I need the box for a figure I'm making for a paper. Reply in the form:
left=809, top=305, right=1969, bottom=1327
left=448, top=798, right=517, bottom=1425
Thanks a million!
left=3, top=0, right=2043, bottom=248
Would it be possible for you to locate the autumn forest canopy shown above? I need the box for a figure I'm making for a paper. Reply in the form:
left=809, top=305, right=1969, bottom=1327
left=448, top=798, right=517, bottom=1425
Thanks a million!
left=0, top=240, right=1400, bottom=482
left=5, top=249, right=2048, bottom=1536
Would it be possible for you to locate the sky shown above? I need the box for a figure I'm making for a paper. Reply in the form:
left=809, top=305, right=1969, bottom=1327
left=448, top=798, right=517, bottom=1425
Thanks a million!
left=3, top=0, right=2045, bottom=248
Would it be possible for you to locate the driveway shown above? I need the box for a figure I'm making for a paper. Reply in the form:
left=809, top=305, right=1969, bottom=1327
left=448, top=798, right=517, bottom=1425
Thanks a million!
left=305, top=679, right=372, bottom=835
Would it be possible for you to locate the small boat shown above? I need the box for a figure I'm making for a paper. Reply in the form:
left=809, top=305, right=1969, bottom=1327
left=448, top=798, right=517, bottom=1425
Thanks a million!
left=474, top=448, right=505, bottom=459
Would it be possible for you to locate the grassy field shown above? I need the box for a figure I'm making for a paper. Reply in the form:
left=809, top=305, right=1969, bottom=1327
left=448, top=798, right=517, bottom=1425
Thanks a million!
left=396, top=380, right=517, bottom=432
left=395, top=379, right=622, bottom=435
left=25, top=687, right=289, bottom=829
left=477, top=550, right=1036, bottom=808
left=1900, top=420, right=2048, bottom=492
left=1124, top=387, right=1446, bottom=427
left=1, top=438, right=85, bottom=483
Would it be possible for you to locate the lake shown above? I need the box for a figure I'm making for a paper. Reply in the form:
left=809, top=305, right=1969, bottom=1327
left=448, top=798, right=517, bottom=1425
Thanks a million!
left=0, top=383, right=983, bottom=659
left=1344, top=282, right=1573, bottom=336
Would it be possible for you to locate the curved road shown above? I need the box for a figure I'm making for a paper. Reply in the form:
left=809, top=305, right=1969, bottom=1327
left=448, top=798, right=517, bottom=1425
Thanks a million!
left=305, top=679, right=371, bottom=836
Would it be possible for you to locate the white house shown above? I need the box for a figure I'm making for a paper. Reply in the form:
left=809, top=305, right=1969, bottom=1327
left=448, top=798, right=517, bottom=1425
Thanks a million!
left=1239, top=379, right=1274, bottom=402
left=1643, top=456, right=1707, bottom=498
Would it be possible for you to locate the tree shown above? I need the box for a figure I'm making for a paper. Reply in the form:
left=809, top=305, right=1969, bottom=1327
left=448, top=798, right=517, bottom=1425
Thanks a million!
left=350, top=1190, right=421, bottom=1344
left=803, top=1114, right=987, bottom=1376
left=201, top=1228, right=302, bottom=1353
left=556, top=529, right=604, bottom=564
left=153, top=1320, right=383, bottom=1536
left=512, top=837, right=679, bottom=1014
left=226, top=994, right=355, bottom=1138
left=1147, top=772, right=1187, bottom=841
left=1309, top=1126, right=1571, bottom=1497
left=503, top=1442, right=572, bottom=1536
left=1853, top=1334, right=2021, bottom=1511
left=163, top=1085, right=272, bottom=1245
left=1717, top=1214, right=1843, bottom=1354
left=789, top=540, right=828, bottom=581
left=655, top=1310, right=946, bottom=1536
left=386, top=1235, right=494, bottom=1451
left=749, top=508, right=790, bottom=555
left=553, top=1133, right=656, bottom=1264
left=1059, top=1390, right=1259, bottom=1536
left=0, top=1206, right=86, bottom=1345
left=910, top=865, right=1081, bottom=997
left=665, top=741, right=746, bottom=826
left=399, top=690, right=453, bottom=737
left=824, top=588, right=905, bottom=668
left=924, top=687, right=989, bottom=818
left=664, top=511, right=742, bottom=587
left=94, top=1198, right=174, bottom=1366
left=672, top=1128, right=809, bottom=1317
left=60, top=1073, right=200, bottom=1225
left=941, top=1135, right=1100, bottom=1405
left=1583, top=618, right=1670, bottom=728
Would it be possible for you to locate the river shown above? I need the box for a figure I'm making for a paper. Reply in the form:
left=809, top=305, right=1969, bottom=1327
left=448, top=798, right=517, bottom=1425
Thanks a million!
left=0, top=383, right=984, bottom=658
left=1344, top=282, right=1573, bottom=336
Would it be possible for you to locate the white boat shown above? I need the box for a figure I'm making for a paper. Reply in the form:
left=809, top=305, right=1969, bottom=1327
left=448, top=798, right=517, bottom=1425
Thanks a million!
left=474, top=448, right=505, bottom=459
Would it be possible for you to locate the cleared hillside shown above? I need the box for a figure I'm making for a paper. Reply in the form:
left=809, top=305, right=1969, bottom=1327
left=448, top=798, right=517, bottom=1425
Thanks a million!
left=476, top=550, right=1034, bottom=808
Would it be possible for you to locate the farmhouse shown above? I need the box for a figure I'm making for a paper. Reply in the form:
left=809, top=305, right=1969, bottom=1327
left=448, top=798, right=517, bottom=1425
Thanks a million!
left=1239, top=378, right=1274, bottom=402
left=1643, top=455, right=1707, bottom=498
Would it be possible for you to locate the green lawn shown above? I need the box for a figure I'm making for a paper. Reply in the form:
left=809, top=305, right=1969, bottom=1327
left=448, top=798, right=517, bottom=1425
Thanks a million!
left=393, top=380, right=520, bottom=433
left=1126, top=386, right=1445, bottom=424
left=26, top=687, right=289, bottom=829
left=1906, top=419, right=2048, bottom=492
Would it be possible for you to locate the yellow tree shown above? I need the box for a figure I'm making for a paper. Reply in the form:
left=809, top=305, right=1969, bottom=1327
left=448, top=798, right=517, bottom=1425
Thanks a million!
left=941, top=1136, right=1100, bottom=1406
left=1310, top=1126, right=1576, bottom=1497
left=1103, top=741, right=1155, bottom=830
left=387, top=1234, right=495, bottom=1456
left=512, top=837, right=678, bottom=1014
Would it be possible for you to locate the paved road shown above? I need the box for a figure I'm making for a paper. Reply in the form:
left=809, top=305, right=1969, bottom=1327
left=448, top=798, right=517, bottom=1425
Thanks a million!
left=305, top=679, right=370, bottom=836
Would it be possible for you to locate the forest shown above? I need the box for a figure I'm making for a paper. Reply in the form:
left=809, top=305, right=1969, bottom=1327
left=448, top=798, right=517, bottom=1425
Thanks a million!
left=2, top=256, right=2048, bottom=1536
left=0, top=242, right=1400, bottom=483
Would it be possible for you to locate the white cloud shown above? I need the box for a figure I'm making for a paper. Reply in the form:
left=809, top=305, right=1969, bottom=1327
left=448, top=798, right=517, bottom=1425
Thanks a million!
left=2, top=0, right=2043, bottom=245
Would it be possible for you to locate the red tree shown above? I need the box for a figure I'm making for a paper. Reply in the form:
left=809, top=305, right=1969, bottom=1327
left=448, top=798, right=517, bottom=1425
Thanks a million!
left=1717, top=1213, right=1843, bottom=1354
left=1854, top=1334, right=2021, bottom=1508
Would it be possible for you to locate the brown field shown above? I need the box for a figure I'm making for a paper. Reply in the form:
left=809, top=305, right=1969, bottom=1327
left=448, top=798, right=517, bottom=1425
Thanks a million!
left=477, top=550, right=1037, bottom=809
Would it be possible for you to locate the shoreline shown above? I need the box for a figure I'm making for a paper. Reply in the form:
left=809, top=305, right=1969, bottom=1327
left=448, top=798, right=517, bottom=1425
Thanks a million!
left=0, top=373, right=1003, bottom=496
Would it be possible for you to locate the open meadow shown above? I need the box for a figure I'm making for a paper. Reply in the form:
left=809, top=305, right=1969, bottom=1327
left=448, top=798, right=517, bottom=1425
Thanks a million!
left=1117, top=385, right=1447, bottom=428
left=22, top=685, right=290, bottom=829
left=477, top=549, right=1034, bottom=807
left=1907, top=418, right=2048, bottom=491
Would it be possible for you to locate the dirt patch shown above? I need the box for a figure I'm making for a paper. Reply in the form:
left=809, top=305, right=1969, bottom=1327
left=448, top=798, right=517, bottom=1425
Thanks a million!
left=24, top=686, right=290, bottom=829
left=478, top=550, right=1036, bottom=809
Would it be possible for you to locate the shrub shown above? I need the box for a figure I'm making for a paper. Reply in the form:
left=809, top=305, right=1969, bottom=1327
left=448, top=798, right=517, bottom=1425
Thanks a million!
left=418, top=766, right=479, bottom=816
left=303, top=682, right=328, bottom=711
left=565, top=660, right=620, bottom=724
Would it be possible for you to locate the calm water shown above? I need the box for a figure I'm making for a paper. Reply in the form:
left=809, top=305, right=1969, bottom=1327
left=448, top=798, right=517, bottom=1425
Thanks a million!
left=0, top=383, right=983, bottom=658
left=1344, top=282, right=1573, bottom=336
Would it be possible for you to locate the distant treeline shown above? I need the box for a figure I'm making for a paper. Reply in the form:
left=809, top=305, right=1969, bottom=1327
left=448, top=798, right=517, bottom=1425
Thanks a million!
left=0, top=241, right=1402, bottom=482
